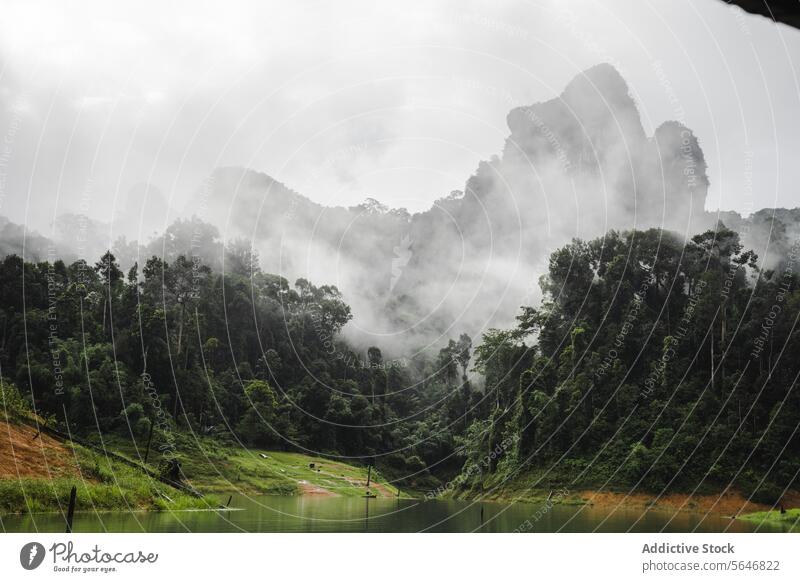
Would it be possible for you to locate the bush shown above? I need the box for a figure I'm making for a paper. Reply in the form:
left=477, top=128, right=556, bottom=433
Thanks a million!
left=404, top=455, right=427, bottom=472
left=0, top=380, right=31, bottom=421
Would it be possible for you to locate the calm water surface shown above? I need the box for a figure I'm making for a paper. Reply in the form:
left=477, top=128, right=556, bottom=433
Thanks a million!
left=1, top=496, right=792, bottom=533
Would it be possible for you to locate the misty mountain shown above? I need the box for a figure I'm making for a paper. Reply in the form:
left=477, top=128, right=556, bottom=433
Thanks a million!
left=0, top=217, right=60, bottom=263
left=190, top=64, right=715, bottom=353
left=12, top=63, right=796, bottom=355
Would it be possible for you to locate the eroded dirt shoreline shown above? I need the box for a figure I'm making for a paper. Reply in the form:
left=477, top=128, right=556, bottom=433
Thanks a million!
left=478, top=488, right=800, bottom=517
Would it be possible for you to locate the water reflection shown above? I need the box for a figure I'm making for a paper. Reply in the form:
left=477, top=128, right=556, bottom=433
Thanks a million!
left=1, top=496, right=792, bottom=533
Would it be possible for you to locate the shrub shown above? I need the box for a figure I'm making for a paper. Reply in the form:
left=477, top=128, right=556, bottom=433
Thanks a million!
left=0, top=380, right=31, bottom=421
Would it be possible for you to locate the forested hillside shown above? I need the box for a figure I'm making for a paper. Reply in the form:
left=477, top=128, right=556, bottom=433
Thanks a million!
left=1, top=222, right=798, bottom=504
left=453, top=226, right=799, bottom=503
left=0, top=247, right=480, bottom=489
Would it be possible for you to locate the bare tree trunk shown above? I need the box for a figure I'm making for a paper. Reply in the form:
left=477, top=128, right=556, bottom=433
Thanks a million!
left=710, top=331, right=715, bottom=393
left=721, top=303, right=727, bottom=386
left=177, top=302, right=185, bottom=355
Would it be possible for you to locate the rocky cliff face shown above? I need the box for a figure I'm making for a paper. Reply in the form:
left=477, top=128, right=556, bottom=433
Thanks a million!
left=502, top=63, right=707, bottom=236
left=193, top=63, right=720, bottom=352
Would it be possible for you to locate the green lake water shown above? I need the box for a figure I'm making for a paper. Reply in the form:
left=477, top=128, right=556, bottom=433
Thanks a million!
left=1, top=496, right=793, bottom=533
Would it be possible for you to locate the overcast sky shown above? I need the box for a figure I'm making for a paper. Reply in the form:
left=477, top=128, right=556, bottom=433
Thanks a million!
left=1, top=0, right=799, bottom=234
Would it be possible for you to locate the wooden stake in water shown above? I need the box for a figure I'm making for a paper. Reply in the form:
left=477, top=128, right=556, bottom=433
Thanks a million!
left=65, top=486, right=77, bottom=533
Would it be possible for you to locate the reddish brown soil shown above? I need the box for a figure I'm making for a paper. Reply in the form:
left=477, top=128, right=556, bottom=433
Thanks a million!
left=297, top=480, right=337, bottom=496
left=575, top=489, right=792, bottom=516
left=782, top=490, right=800, bottom=508
left=0, top=420, right=79, bottom=480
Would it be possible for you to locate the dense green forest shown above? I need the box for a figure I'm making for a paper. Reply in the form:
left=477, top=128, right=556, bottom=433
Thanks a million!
left=0, top=238, right=478, bottom=490
left=454, top=225, right=799, bottom=503
left=1, top=223, right=798, bottom=502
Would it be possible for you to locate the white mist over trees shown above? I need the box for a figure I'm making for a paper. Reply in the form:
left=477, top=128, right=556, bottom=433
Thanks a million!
left=178, top=64, right=716, bottom=354
left=5, top=64, right=798, bottom=357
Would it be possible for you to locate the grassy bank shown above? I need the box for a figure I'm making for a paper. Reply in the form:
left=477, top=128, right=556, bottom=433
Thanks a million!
left=132, top=435, right=402, bottom=497
left=0, top=428, right=216, bottom=514
left=737, top=509, right=800, bottom=529
left=186, top=447, right=405, bottom=498
left=1, top=426, right=408, bottom=516
left=80, top=432, right=407, bottom=498
left=2, top=412, right=409, bottom=518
